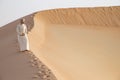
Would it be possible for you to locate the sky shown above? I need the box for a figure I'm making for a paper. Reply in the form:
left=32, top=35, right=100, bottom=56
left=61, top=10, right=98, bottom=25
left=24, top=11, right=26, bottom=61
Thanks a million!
left=0, top=0, right=120, bottom=27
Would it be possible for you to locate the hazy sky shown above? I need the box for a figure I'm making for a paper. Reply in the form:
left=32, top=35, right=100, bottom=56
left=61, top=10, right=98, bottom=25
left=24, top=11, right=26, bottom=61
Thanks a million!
left=0, top=0, right=120, bottom=27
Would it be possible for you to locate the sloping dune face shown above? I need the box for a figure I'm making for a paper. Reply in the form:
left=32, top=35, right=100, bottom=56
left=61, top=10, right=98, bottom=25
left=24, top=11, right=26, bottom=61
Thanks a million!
left=0, top=15, right=57, bottom=80
left=28, top=6, right=120, bottom=80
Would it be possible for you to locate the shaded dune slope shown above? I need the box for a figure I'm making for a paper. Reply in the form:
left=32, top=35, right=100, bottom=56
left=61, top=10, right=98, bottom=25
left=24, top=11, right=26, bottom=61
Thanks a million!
left=0, top=21, right=38, bottom=80
left=0, top=15, right=57, bottom=80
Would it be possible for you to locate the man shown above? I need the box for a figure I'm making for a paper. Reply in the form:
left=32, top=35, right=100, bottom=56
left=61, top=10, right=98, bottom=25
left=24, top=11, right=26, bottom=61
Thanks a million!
left=16, top=19, right=30, bottom=52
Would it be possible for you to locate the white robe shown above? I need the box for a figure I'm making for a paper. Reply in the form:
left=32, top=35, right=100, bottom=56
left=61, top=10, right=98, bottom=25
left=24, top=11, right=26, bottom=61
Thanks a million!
left=16, top=24, right=29, bottom=51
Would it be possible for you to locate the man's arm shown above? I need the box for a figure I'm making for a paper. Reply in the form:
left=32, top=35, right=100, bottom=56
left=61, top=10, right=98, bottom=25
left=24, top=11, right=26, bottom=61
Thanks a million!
left=16, top=25, right=21, bottom=35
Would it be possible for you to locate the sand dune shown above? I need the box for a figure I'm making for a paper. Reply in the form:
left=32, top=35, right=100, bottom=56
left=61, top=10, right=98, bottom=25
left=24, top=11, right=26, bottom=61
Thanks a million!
left=0, top=6, right=120, bottom=80
left=0, top=15, right=57, bottom=80
left=29, top=6, right=120, bottom=80
left=37, top=6, right=120, bottom=26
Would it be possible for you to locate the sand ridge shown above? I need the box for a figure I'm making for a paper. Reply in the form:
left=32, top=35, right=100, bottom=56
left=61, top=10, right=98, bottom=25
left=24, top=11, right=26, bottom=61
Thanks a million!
left=37, top=6, right=120, bottom=27
left=0, top=14, right=57, bottom=80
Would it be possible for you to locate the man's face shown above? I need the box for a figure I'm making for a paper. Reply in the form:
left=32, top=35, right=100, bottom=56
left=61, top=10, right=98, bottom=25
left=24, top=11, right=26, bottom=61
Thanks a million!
left=21, top=19, right=25, bottom=24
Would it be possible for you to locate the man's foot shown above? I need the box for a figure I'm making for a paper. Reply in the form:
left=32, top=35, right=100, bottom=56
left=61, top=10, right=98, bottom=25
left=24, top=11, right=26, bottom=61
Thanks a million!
left=24, top=50, right=32, bottom=53
left=19, top=49, right=32, bottom=54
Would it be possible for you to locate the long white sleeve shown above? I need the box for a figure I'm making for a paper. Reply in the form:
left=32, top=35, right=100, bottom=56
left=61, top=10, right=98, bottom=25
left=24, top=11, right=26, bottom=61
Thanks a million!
left=16, top=24, right=22, bottom=35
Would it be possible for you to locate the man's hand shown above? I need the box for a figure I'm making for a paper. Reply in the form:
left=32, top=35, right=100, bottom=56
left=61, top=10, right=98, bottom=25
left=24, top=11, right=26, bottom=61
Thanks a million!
left=20, top=33, right=25, bottom=36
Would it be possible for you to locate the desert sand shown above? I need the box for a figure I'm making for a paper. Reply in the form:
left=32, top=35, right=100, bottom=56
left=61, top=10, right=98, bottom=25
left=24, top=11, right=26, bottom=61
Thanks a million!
left=0, top=6, right=120, bottom=80
left=0, top=15, right=57, bottom=80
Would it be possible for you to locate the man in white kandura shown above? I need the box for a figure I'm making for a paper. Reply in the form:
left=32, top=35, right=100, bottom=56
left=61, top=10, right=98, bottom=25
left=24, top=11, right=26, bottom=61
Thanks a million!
left=16, top=19, right=30, bottom=52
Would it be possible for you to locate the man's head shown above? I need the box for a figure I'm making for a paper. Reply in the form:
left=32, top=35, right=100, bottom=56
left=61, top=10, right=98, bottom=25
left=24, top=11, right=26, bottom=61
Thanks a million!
left=20, top=18, right=25, bottom=24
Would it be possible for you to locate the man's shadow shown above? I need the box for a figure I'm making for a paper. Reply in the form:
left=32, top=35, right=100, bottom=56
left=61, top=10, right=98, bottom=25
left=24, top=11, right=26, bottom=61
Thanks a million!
left=21, top=13, right=35, bottom=32
left=0, top=13, right=35, bottom=61
left=1, top=13, right=35, bottom=33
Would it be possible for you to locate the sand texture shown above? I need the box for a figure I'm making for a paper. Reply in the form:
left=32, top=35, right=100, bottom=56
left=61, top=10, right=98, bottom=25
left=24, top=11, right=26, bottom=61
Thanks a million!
left=38, top=6, right=120, bottom=27
left=29, top=6, right=120, bottom=80
left=0, top=6, right=120, bottom=80
left=0, top=14, right=57, bottom=80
